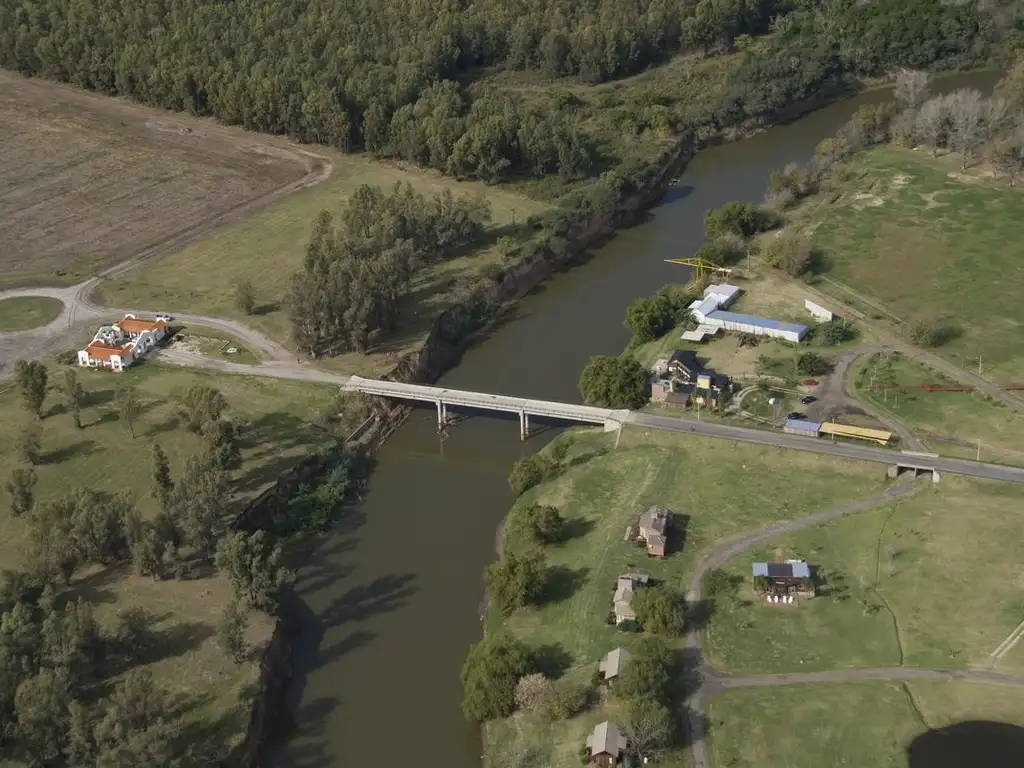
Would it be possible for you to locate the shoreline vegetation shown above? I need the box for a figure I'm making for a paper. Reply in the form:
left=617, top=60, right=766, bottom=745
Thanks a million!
left=469, top=58, right=1024, bottom=768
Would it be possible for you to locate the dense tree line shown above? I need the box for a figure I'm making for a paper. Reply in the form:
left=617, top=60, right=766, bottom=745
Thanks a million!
left=289, top=183, right=491, bottom=355
left=3, top=0, right=1006, bottom=187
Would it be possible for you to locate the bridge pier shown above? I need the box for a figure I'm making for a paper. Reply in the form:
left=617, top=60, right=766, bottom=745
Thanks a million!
left=520, top=410, right=529, bottom=441
left=436, top=399, right=449, bottom=432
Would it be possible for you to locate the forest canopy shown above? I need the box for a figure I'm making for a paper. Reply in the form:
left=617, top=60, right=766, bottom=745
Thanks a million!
left=1, top=0, right=1011, bottom=186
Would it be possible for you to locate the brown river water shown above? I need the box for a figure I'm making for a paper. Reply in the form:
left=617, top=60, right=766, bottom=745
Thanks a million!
left=269, top=70, right=1001, bottom=768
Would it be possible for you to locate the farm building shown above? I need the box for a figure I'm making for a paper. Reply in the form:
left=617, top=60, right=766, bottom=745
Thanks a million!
left=784, top=418, right=821, bottom=438
left=689, top=283, right=810, bottom=342
left=77, top=314, right=169, bottom=372
left=752, top=561, right=814, bottom=598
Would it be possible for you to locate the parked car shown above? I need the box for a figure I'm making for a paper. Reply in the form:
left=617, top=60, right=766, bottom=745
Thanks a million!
left=787, top=411, right=805, bottom=420
left=155, top=314, right=173, bottom=323
left=799, top=395, right=816, bottom=405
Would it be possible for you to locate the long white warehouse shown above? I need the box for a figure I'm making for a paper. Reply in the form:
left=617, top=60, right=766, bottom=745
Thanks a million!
left=690, top=283, right=809, bottom=343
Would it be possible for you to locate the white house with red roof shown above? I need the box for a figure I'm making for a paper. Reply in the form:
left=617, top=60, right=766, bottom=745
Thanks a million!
left=77, top=314, right=169, bottom=372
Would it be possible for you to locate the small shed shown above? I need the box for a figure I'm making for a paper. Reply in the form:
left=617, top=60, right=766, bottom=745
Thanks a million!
left=599, top=647, right=631, bottom=682
left=753, top=561, right=814, bottom=597
left=783, top=418, right=821, bottom=438
left=586, top=721, right=625, bottom=767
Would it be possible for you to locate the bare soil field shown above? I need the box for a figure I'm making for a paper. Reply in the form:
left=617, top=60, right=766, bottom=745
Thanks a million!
left=0, top=70, right=327, bottom=289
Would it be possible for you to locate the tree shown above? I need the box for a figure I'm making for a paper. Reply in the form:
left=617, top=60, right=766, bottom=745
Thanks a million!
left=14, top=667, right=71, bottom=765
left=15, top=423, right=41, bottom=466
left=537, top=679, right=590, bottom=721
left=703, top=201, right=778, bottom=239
left=908, top=319, right=943, bottom=348
left=796, top=352, right=832, bottom=377
left=63, top=368, right=85, bottom=429
left=92, top=670, right=179, bottom=767
left=947, top=88, right=986, bottom=170
left=893, top=68, right=929, bottom=110
left=460, top=632, right=532, bottom=721
left=115, top=382, right=142, bottom=439
left=916, top=96, right=949, bottom=155
left=201, top=418, right=242, bottom=471
left=484, top=550, right=546, bottom=616
left=625, top=295, right=674, bottom=344
left=632, top=584, right=687, bottom=635
left=991, top=129, right=1024, bottom=185
left=131, top=524, right=167, bottom=579
left=5, top=468, right=37, bottom=517
left=217, top=597, right=249, bottom=663
left=215, top=530, right=292, bottom=612
left=578, top=356, right=649, bottom=409
left=176, top=384, right=227, bottom=433
left=514, top=673, right=551, bottom=712
left=623, top=696, right=674, bottom=761
left=150, top=443, right=173, bottom=510
left=761, top=233, right=814, bottom=277
left=616, top=637, right=674, bottom=703
left=521, top=503, right=564, bottom=545
left=821, top=319, right=856, bottom=345
left=508, top=455, right=548, bottom=496
left=14, top=360, right=48, bottom=420
left=234, top=278, right=256, bottom=315
left=170, top=454, right=229, bottom=558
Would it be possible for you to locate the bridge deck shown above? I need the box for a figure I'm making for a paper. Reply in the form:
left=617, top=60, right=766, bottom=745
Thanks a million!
left=344, top=375, right=626, bottom=425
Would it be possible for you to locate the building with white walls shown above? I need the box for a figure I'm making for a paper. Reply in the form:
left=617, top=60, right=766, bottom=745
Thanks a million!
left=689, top=284, right=809, bottom=343
left=78, top=314, right=169, bottom=372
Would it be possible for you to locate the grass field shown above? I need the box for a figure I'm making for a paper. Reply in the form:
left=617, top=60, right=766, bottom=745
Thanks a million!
left=0, top=296, right=64, bottom=331
left=485, top=426, right=885, bottom=766
left=798, top=145, right=1024, bottom=380
left=707, top=680, right=1024, bottom=768
left=0, top=363, right=336, bottom=757
left=0, top=71, right=311, bottom=290
left=704, top=476, right=1024, bottom=675
left=99, top=153, right=552, bottom=364
left=853, top=352, right=1024, bottom=466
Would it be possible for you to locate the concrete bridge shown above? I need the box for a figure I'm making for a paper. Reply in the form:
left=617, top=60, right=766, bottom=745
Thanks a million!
left=343, top=376, right=630, bottom=439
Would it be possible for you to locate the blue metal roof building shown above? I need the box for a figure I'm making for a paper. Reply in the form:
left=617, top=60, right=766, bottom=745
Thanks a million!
left=704, top=310, right=810, bottom=342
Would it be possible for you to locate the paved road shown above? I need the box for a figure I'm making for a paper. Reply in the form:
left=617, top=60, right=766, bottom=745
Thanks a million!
left=628, top=411, right=1024, bottom=484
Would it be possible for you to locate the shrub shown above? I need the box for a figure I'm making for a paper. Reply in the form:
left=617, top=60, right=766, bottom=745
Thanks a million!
left=821, top=319, right=857, bottom=345
left=616, top=637, right=674, bottom=704
left=514, top=673, right=552, bottom=712
left=704, top=568, right=737, bottom=598
left=761, top=233, right=814, bottom=277
left=538, top=679, right=591, bottom=721
left=796, top=352, right=832, bottom=377
left=908, top=319, right=942, bottom=347
left=461, top=633, right=533, bottom=721
left=578, top=356, right=649, bottom=409
left=704, top=201, right=780, bottom=239
left=520, top=503, right=564, bottom=545
left=632, top=584, right=687, bottom=635
left=508, top=455, right=548, bottom=495
left=484, top=550, right=546, bottom=616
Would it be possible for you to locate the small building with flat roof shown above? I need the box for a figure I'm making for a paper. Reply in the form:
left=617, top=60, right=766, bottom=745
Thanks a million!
left=784, top=418, right=821, bottom=438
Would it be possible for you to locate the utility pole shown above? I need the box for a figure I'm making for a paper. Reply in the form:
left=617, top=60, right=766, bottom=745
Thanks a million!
left=977, top=438, right=981, bottom=462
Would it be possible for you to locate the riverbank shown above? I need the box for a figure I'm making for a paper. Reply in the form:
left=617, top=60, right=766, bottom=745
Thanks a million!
left=270, top=67, right=1009, bottom=768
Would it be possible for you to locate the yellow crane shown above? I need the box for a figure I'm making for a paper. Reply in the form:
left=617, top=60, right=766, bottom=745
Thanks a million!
left=663, top=257, right=734, bottom=281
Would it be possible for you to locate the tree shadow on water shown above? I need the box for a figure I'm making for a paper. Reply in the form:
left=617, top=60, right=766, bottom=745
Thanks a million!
left=907, top=721, right=1024, bottom=768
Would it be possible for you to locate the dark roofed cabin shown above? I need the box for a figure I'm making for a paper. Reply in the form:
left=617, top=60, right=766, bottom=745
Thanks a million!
left=752, top=561, right=814, bottom=597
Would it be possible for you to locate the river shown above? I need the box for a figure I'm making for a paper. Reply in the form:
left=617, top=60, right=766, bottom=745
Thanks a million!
left=270, top=70, right=1001, bottom=768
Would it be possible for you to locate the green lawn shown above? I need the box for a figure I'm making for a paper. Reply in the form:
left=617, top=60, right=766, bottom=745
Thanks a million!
left=0, top=363, right=336, bottom=758
left=486, top=427, right=886, bottom=767
left=98, top=153, right=551, bottom=356
left=853, top=352, right=1024, bottom=466
left=705, top=476, right=1024, bottom=675
left=0, top=296, right=64, bottom=331
left=707, top=680, right=1024, bottom=768
left=802, top=145, right=1024, bottom=380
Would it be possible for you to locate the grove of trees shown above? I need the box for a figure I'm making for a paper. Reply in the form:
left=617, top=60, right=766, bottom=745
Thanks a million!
left=578, top=355, right=649, bottom=409
left=289, top=183, right=491, bottom=356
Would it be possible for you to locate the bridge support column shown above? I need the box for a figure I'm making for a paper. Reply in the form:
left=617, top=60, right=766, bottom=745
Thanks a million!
left=436, top=400, right=444, bottom=431
left=520, top=410, right=529, bottom=441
